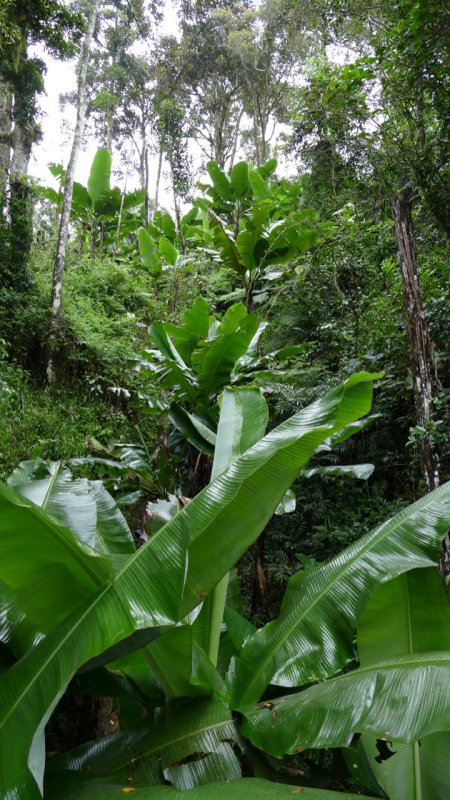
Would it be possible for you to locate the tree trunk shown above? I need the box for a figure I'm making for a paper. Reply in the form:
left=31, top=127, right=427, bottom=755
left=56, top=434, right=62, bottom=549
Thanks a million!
left=0, top=80, right=12, bottom=199
left=392, top=195, right=450, bottom=578
left=46, top=0, right=101, bottom=385
left=10, top=110, right=31, bottom=178
left=154, top=144, right=163, bottom=213
left=144, top=146, right=149, bottom=229
left=392, top=194, right=440, bottom=493
left=228, top=107, right=243, bottom=171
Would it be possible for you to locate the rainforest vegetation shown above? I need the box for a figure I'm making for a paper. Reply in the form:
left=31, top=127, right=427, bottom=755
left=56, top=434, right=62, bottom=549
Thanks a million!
left=0, top=1, right=450, bottom=798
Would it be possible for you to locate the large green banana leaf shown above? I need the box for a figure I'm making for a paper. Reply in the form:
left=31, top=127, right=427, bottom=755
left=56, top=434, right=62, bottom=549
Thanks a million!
left=7, top=459, right=135, bottom=554
left=0, top=372, right=376, bottom=798
left=358, top=568, right=450, bottom=800
left=44, top=775, right=379, bottom=800
left=229, top=481, right=450, bottom=708
left=87, top=148, right=112, bottom=209
left=241, top=652, right=450, bottom=757
left=0, top=484, right=112, bottom=632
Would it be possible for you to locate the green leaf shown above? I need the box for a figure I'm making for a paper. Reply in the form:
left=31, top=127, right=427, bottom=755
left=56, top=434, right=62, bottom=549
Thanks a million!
left=0, top=484, right=112, bottom=632
left=0, top=580, right=40, bottom=659
left=137, top=228, right=162, bottom=275
left=195, top=317, right=260, bottom=398
left=242, top=652, right=450, bottom=757
left=0, top=373, right=376, bottom=796
left=194, top=388, right=269, bottom=660
left=87, top=149, right=112, bottom=209
left=207, top=161, right=233, bottom=201
left=182, top=298, right=210, bottom=339
left=207, top=212, right=243, bottom=276
left=216, top=304, right=248, bottom=335
left=159, top=237, right=178, bottom=267
left=7, top=459, right=135, bottom=555
left=45, top=774, right=378, bottom=799
left=52, top=698, right=239, bottom=780
left=230, top=162, right=249, bottom=197
left=257, top=158, right=277, bottom=179
left=214, top=388, right=268, bottom=479
left=229, top=474, right=450, bottom=708
left=236, top=225, right=266, bottom=272
left=303, top=464, right=374, bottom=480
left=169, top=405, right=215, bottom=456
left=248, top=169, right=271, bottom=201
left=153, top=211, right=177, bottom=241
left=358, top=568, right=450, bottom=800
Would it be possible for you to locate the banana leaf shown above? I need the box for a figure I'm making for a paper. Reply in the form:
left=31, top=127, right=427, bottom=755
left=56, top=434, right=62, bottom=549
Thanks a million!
left=87, top=148, right=112, bottom=209
left=229, top=480, right=450, bottom=708
left=44, top=775, right=378, bottom=799
left=206, top=161, right=233, bottom=202
left=358, top=568, right=450, bottom=800
left=241, top=652, right=450, bottom=757
left=0, top=484, right=112, bottom=631
left=7, top=459, right=135, bottom=554
left=0, top=372, right=377, bottom=797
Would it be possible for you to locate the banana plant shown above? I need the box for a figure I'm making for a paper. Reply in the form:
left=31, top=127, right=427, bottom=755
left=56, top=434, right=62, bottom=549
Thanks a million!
left=1, top=373, right=450, bottom=798
left=37, top=149, right=145, bottom=254
left=141, top=297, right=267, bottom=457
left=189, top=160, right=329, bottom=308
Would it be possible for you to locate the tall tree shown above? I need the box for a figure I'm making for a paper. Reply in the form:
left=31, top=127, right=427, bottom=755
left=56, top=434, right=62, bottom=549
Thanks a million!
left=46, top=0, right=101, bottom=385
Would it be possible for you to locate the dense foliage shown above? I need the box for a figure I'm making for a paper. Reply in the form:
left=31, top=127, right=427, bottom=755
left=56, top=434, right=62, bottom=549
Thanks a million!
left=0, top=1, right=449, bottom=798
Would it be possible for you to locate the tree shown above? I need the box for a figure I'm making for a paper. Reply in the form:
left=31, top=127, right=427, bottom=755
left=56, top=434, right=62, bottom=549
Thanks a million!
left=46, top=0, right=102, bottom=385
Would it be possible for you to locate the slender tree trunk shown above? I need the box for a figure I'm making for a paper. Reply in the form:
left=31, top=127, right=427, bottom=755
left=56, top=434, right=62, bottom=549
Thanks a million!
left=144, top=146, right=149, bottom=228
left=170, top=161, right=185, bottom=253
left=154, top=144, right=163, bottom=213
left=228, top=107, right=243, bottom=171
left=46, top=0, right=100, bottom=385
left=392, top=194, right=440, bottom=492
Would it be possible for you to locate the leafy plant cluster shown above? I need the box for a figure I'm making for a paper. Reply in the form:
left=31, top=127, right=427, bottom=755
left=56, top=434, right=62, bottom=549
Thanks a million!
left=1, top=374, right=450, bottom=800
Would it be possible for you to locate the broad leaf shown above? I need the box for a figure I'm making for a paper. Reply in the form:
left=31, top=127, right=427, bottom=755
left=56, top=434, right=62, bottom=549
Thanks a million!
left=0, top=484, right=112, bottom=631
left=242, top=652, right=450, bottom=757
left=230, top=478, right=450, bottom=708
left=159, top=236, right=178, bottom=267
left=7, top=459, right=135, bottom=554
left=0, top=373, right=376, bottom=796
left=87, top=149, right=112, bottom=209
left=358, top=568, right=450, bottom=800
left=44, top=775, right=377, bottom=799
left=230, top=161, right=249, bottom=197
left=248, top=169, right=271, bottom=201
left=195, top=317, right=260, bottom=398
left=207, top=161, right=233, bottom=201
left=137, top=228, right=162, bottom=275
left=304, top=464, right=374, bottom=480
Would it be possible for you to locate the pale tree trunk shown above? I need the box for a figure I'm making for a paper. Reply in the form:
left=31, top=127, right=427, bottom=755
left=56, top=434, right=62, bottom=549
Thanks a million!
left=154, top=144, right=163, bottom=213
left=0, top=80, right=12, bottom=199
left=144, top=146, right=149, bottom=228
left=47, top=0, right=101, bottom=385
left=10, top=123, right=31, bottom=177
left=228, top=107, right=243, bottom=171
